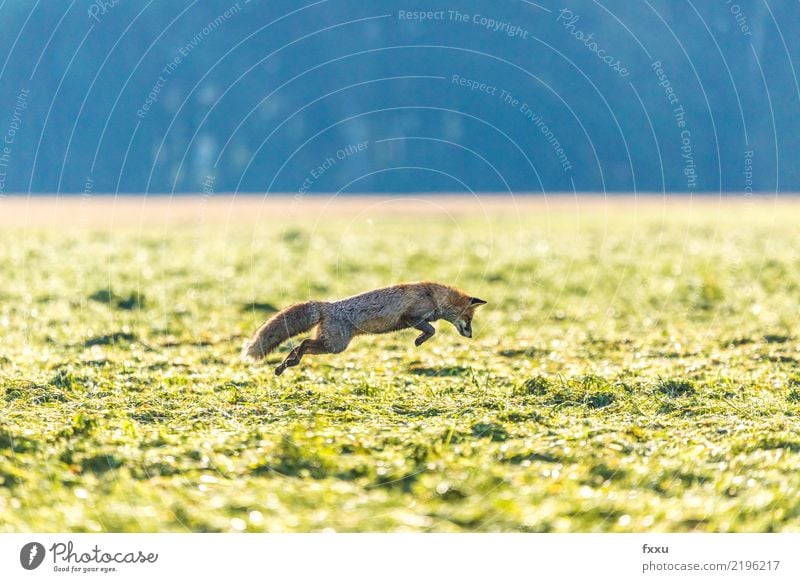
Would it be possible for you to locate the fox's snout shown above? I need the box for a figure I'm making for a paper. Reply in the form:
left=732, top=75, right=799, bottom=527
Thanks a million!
left=455, top=319, right=473, bottom=338
left=454, top=296, right=486, bottom=339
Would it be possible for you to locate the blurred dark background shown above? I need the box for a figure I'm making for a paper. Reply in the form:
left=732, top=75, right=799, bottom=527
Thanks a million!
left=0, top=0, right=796, bottom=195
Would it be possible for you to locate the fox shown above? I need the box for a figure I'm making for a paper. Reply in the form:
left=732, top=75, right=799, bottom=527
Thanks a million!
left=241, top=281, right=487, bottom=376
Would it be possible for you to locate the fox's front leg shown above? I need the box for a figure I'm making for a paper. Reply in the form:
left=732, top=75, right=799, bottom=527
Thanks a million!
left=408, top=320, right=435, bottom=347
left=275, top=338, right=327, bottom=376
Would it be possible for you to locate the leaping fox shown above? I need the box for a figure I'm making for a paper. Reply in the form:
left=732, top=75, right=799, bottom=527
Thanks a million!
left=242, top=281, right=487, bottom=376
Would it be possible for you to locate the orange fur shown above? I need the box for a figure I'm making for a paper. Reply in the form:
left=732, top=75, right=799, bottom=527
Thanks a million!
left=242, top=281, right=486, bottom=376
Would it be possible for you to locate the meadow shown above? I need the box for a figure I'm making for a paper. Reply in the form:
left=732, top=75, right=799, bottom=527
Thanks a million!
left=0, top=195, right=798, bottom=532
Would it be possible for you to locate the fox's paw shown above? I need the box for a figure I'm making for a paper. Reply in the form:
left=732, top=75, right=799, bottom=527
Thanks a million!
left=414, top=334, right=432, bottom=347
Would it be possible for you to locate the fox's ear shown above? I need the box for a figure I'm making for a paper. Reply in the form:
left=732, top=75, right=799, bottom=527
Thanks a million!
left=469, top=297, right=487, bottom=306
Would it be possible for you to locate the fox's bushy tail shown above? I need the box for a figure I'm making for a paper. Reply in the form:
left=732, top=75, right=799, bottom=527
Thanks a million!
left=241, top=301, right=322, bottom=361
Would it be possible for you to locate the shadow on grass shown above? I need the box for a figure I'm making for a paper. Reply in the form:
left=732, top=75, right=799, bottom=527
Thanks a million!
left=240, top=302, right=278, bottom=313
left=408, top=365, right=470, bottom=377
left=84, top=332, right=137, bottom=347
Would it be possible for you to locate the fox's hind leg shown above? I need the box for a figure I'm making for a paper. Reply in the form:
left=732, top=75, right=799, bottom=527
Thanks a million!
left=274, top=338, right=327, bottom=376
left=274, top=317, right=353, bottom=376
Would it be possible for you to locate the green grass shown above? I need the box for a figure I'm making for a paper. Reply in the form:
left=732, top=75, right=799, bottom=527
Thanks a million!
left=1, top=198, right=799, bottom=532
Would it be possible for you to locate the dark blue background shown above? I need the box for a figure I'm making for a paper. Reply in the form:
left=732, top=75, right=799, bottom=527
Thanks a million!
left=0, top=1, right=796, bottom=195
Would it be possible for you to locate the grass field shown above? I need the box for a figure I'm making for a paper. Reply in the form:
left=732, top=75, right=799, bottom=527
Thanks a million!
left=1, top=195, right=799, bottom=532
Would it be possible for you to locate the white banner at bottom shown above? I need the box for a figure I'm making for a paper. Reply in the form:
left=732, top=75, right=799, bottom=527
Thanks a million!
left=1, top=534, right=797, bottom=582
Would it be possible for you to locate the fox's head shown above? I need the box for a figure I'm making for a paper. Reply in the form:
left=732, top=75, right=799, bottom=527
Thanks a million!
left=448, top=295, right=487, bottom=339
